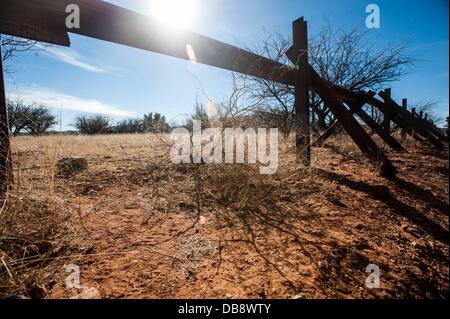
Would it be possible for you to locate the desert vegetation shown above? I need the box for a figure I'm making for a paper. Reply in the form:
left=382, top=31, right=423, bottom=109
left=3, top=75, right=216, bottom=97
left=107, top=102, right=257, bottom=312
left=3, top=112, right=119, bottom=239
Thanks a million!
left=0, top=130, right=448, bottom=298
left=0, top=1, right=448, bottom=301
left=7, top=99, right=57, bottom=135
left=73, top=112, right=171, bottom=135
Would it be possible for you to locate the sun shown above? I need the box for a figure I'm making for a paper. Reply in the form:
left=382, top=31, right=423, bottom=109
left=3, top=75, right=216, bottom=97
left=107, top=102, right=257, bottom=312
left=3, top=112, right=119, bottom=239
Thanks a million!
left=150, top=0, right=199, bottom=30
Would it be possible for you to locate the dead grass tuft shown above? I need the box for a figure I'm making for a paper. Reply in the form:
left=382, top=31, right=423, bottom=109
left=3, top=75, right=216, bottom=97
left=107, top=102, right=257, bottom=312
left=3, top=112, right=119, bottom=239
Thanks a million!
left=0, top=190, right=69, bottom=298
left=173, top=235, right=216, bottom=278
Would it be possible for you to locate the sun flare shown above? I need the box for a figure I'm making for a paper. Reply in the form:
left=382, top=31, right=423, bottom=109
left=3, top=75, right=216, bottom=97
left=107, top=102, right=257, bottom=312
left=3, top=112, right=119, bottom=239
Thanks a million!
left=150, top=0, right=199, bottom=29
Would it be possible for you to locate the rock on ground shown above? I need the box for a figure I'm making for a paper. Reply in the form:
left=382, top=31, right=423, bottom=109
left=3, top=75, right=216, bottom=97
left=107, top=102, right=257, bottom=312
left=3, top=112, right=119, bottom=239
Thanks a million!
left=57, top=157, right=88, bottom=177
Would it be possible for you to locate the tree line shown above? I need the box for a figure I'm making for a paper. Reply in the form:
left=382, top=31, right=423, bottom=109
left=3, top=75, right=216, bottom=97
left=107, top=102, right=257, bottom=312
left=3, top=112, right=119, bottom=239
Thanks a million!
left=6, top=98, right=171, bottom=135
left=73, top=112, right=171, bottom=134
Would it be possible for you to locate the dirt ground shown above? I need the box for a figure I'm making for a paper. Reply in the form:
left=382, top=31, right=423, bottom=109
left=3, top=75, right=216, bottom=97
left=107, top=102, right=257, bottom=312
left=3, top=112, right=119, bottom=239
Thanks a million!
left=0, top=133, right=448, bottom=299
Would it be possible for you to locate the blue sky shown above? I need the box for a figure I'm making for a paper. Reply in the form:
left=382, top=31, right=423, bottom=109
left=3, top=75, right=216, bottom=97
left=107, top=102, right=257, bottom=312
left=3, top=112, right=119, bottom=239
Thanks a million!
left=4, top=0, right=449, bottom=129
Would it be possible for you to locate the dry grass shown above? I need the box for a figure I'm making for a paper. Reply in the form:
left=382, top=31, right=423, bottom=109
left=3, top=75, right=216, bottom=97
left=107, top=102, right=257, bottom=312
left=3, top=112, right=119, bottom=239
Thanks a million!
left=0, top=132, right=448, bottom=299
left=1, top=133, right=173, bottom=297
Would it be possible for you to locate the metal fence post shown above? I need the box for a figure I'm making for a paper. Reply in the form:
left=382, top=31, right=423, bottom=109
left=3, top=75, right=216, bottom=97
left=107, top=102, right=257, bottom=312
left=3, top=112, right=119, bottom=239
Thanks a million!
left=0, top=34, right=12, bottom=195
left=293, top=17, right=310, bottom=166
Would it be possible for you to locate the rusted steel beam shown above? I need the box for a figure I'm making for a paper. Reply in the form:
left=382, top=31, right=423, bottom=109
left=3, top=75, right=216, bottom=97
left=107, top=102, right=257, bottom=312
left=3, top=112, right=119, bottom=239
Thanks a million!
left=378, top=91, right=443, bottom=139
left=291, top=17, right=310, bottom=165
left=310, top=78, right=448, bottom=148
left=311, top=120, right=339, bottom=147
left=425, top=122, right=448, bottom=142
left=308, top=65, right=397, bottom=178
left=387, top=97, right=447, bottom=143
left=0, top=0, right=297, bottom=86
left=381, top=88, right=392, bottom=133
left=413, top=112, right=448, bottom=142
left=0, top=35, right=12, bottom=195
left=311, top=103, right=329, bottom=131
left=401, top=98, right=407, bottom=145
left=0, top=0, right=70, bottom=46
left=345, top=94, right=406, bottom=152
left=332, top=85, right=446, bottom=148
left=370, top=94, right=443, bottom=147
left=378, top=90, right=444, bottom=150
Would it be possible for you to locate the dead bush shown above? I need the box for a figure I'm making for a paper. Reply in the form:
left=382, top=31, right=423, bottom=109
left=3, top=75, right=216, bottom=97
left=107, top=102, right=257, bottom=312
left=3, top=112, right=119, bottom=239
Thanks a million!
left=203, top=164, right=276, bottom=211
left=0, top=191, right=69, bottom=298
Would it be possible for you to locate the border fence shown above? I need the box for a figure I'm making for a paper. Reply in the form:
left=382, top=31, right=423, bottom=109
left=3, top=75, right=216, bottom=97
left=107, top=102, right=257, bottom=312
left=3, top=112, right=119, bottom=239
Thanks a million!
left=0, top=0, right=448, bottom=193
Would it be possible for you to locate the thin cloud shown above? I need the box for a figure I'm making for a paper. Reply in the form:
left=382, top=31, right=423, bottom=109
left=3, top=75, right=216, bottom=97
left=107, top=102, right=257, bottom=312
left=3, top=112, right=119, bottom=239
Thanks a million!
left=7, top=86, right=135, bottom=117
left=410, top=39, right=449, bottom=53
left=42, top=46, right=108, bottom=74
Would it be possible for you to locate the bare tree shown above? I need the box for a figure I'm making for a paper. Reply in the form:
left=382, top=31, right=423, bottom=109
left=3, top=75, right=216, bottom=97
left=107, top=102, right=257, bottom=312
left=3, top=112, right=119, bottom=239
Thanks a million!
left=72, top=115, right=111, bottom=135
left=143, top=112, right=171, bottom=133
left=186, top=73, right=258, bottom=130
left=237, top=21, right=415, bottom=133
left=1, top=36, right=48, bottom=73
left=222, top=73, right=275, bottom=129
left=25, top=105, right=57, bottom=135
left=114, top=118, right=144, bottom=134
left=188, top=102, right=210, bottom=128
left=310, top=23, right=414, bottom=129
left=7, top=98, right=30, bottom=134
left=7, top=99, right=56, bottom=134
left=235, top=30, right=296, bottom=136
left=410, top=101, right=443, bottom=125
